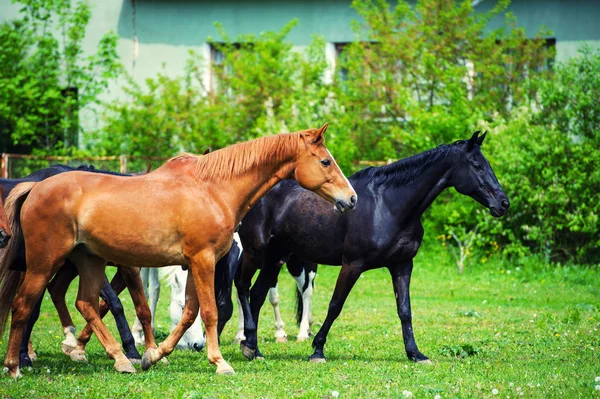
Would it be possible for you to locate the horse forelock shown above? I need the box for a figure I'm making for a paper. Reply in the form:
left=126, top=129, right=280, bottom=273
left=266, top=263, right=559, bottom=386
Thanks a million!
left=353, top=143, right=459, bottom=187
left=165, top=133, right=301, bottom=181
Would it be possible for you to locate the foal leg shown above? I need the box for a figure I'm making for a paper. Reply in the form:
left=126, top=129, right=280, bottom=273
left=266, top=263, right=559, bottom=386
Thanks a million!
left=73, top=255, right=135, bottom=373
left=235, top=253, right=260, bottom=358
left=268, top=284, right=288, bottom=343
left=389, top=261, right=430, bottom=363
left=309, top=260, right=363, bottom=363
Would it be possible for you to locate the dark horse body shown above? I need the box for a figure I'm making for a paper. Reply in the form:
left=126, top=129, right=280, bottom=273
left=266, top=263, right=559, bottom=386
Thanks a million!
left=235, top=131, right=509, bottom=362
left=0, top=164, right=141, bottom=367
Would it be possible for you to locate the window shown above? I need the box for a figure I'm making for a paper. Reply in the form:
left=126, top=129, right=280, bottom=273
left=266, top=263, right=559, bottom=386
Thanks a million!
left=209, top=42, right=242, bottom=94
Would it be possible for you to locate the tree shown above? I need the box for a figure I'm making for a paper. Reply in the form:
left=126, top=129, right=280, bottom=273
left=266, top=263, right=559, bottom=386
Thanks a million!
left=0, top=0, right=120, bottom=154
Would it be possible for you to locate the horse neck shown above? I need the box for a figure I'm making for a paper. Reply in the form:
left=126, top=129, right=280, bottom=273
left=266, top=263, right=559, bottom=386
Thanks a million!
left=215, top=158, right=297, bottom=225
left=384, top=151, right=457, bottom=219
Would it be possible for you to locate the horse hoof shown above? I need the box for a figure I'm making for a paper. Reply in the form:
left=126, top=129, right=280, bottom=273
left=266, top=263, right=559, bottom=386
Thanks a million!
left=28, top=351, right=38, bottom=362
left=69, top=349, right=87, bottom=363
left=275, top=336, right=288, bottom=344
left=128, top=357, right=142, bottom=365
left=5, top=367, right=22, bottom=379
left=309, top=355, right=326, bottom=363
left=160, top=357, right=169, bottom=365
left=114, top=360, right=137, bottom=374
left=141, top=349, right=157, bottom=371
left=240, top=343, right=256, bottom=360
left=216, top=363, right=235, bottom=375
left=61, top=343, right=76, bottom=356
left=417, top=359, right=433, bottom=365
left=296, top=335, right=310, bottom=342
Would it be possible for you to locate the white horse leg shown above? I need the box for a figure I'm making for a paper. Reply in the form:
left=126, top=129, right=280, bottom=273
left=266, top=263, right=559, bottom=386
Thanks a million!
left=148, top=268, right=160, bottom=332
left=233, top=294, right=246, bottom=344
left=296, top=271, right=315, bottom=341
left=269, top=284, right=288, bottom=343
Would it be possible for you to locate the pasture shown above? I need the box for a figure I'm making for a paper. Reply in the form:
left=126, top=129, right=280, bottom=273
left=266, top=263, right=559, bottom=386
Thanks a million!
left=0, top=251, right=598, bottom=398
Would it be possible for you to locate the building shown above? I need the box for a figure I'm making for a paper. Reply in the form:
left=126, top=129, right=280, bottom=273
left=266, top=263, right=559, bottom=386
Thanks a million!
left=1, top=0, right=599, bottom=101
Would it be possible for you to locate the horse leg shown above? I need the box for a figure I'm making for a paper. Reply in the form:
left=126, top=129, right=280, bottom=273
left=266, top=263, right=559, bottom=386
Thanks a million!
left=5, top=269, right=58, bottom=379
left=309, top=260, right=363, bottom=363
left=73, top=267, right=129, bottom=357
left=296, top=263, right=316, bottom=341
left=288, top=257, right=316, bottom=341
left=233, top=294, right=246, bottom=344
left=268, top=283, right=288, bottom=343
left=131, top=267, right=150, bottom=346
left=234, top=252, right=259, bottom=357
left=46, top=261, right=79, bottom=355
left=243, top=251, right=284, bottom=359
left=119, top=266, right=157, bottom=356
left=71, top=253, right=135, bottom=373
left=389, top=261, right=430, bottom=363
left=18, top=294, right=43, bottom=368
left=148, top=268, right=160, bottom=330
left=98, top=274, right=141, bottom=363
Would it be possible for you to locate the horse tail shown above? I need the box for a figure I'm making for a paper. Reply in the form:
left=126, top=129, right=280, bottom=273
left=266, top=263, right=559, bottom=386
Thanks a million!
left=0, top=182, right=37, bottom=336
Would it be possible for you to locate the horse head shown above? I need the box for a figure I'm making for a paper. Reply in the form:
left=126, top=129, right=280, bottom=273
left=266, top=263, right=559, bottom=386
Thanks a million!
left=451, top=131, right=509, bottom=217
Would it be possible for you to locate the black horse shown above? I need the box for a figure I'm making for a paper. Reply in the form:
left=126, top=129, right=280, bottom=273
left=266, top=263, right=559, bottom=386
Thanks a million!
left=234, top=131, right=509, bottom=362
left=1, top=164, right=142, bottom=367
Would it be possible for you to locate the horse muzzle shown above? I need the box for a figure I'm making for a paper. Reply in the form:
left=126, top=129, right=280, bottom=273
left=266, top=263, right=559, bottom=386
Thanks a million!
left=334, top=194, right=357, bottom=213
left=489, top=198, right=510, bottom=217
left=0, top=229, right=11, bottom=249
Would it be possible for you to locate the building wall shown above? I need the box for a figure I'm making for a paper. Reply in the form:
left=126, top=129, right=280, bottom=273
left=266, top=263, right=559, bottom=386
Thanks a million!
left=1, top=0, right=599, bottom=98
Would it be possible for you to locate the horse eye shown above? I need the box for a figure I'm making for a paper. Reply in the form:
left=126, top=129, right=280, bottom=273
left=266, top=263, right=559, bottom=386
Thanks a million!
left=473, top=161, right=482, bottom=170
left=321, top=159, right=331, bottom=167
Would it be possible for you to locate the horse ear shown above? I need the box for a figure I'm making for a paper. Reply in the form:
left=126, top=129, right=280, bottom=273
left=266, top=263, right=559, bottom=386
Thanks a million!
left=203, top=148, right=211, bottom=155
left=476, top=131, right=487, bottom=146
left=467, top=131, right=480, bottom=151
left=304, top=123, right=329, bottom=145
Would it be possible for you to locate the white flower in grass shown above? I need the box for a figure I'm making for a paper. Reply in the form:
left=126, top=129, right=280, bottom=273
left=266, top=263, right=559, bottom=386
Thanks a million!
left=402, top=390, right=413, bottom=398
left=595, top=376, right=600, bottom=382
left=595, top=385, right=600, bottom=391
left=434, top=395, right=442, bottom=399
left=331, top=390, right=339, bottom=398
left=492, top=388, right=499, bottom=395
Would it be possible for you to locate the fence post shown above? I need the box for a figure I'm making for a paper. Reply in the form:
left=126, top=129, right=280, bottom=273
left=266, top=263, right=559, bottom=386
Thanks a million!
left=120, top=155, right=127, bottom=174
left=0, top=154, right=7, bottom=178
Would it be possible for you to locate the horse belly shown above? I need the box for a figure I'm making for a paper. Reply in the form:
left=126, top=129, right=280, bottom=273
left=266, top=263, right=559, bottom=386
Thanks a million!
left=77, top=203, right=185, bottom=267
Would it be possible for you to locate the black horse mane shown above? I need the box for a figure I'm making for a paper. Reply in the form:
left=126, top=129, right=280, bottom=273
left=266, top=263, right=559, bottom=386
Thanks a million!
left=48, top=163, right=128, bottom=176
left=352, top=140, right=465, bottom=187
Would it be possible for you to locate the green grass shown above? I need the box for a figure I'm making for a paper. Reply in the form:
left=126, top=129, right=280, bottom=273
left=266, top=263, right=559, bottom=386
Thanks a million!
left=1, top=249, right=599, bottom=398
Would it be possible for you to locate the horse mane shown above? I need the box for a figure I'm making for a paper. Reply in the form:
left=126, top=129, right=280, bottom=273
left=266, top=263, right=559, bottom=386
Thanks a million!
left=353, top=141, right=464, bottom=187
left=166, top=132, right=301, bottom=181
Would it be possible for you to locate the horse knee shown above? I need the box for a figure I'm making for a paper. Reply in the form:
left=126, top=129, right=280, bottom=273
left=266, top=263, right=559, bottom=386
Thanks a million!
left=200, top=308, right=217, bottom=327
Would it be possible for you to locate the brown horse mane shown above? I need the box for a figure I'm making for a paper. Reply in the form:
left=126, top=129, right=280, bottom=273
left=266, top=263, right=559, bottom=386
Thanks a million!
left=166, top=132, right=302, bottom=181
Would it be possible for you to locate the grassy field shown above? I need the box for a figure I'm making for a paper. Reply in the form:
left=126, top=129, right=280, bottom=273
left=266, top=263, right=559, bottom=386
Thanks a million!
left=0, top=249, right=599, bottom=398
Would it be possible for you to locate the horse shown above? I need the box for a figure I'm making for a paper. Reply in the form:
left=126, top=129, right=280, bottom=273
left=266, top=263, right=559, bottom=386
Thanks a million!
left=0, top=124, right=357, bottom=378
left=234, top=131, right=509, bottom=362
left=0, top=184, right=11, bottom=248
left=0, top=165, right=147, bottom=368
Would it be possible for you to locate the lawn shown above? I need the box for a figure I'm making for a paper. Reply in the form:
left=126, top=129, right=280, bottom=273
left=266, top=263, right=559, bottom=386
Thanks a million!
left=0, top=249, right=599, bottom=398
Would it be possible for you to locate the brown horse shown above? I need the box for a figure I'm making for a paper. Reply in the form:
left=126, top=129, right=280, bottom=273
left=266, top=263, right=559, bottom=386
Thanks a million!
left=0, top=185, right=11, bottom=248
left=0, top=125, right=357, bottom=378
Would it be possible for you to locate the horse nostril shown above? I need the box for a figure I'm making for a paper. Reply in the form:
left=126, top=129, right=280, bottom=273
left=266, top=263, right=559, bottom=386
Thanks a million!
left=192, top=342, right=204, bottom=352
left=501, top=199, right=509, bottom=209
left=350, top=195, right=357, bottom=207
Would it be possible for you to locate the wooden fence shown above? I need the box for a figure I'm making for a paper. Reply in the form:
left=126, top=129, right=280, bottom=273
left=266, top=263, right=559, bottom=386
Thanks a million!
left=0, top=153, right=170, bottom=178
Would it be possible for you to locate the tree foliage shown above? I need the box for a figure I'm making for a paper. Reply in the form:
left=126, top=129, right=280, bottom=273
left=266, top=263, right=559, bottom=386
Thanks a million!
left=0, top=0, right=120, bottom=154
